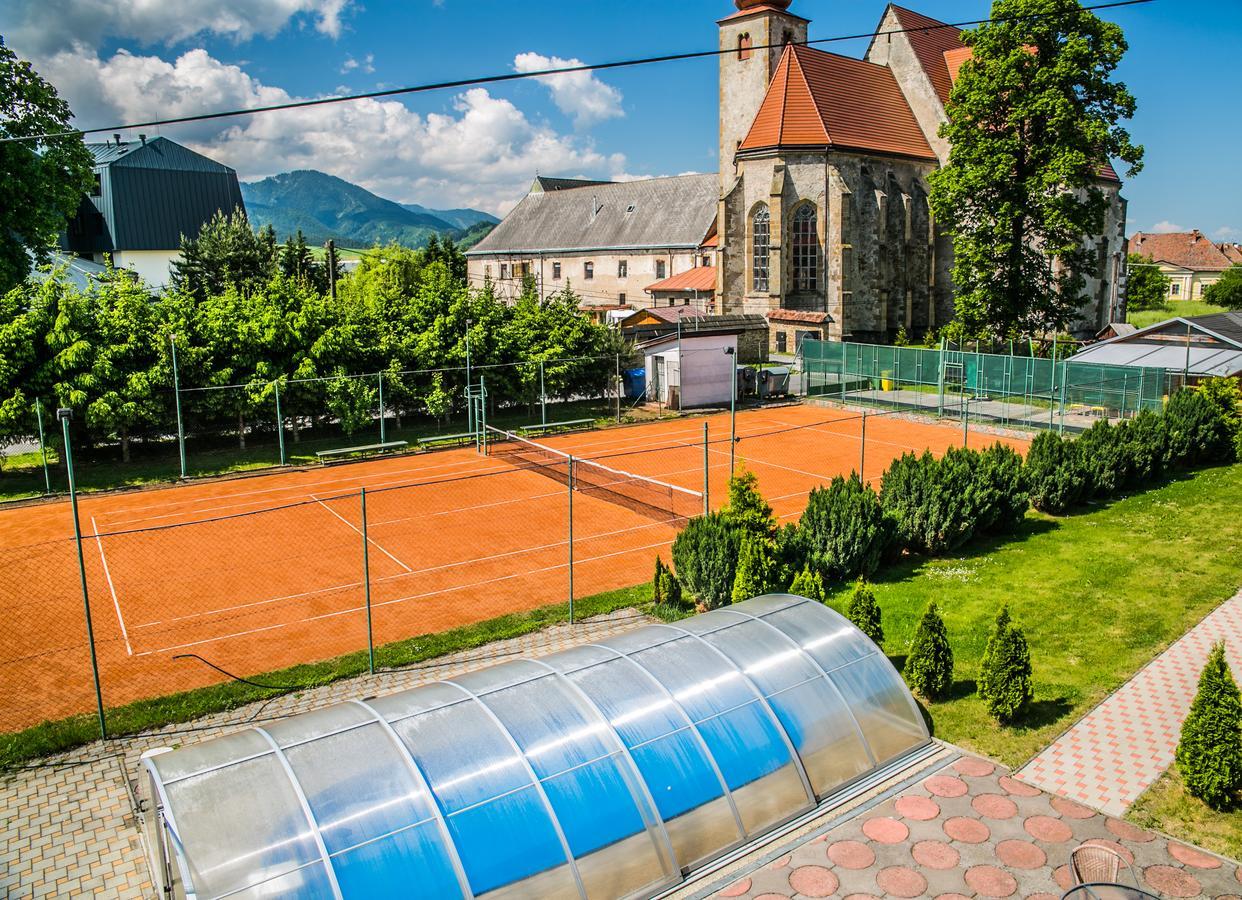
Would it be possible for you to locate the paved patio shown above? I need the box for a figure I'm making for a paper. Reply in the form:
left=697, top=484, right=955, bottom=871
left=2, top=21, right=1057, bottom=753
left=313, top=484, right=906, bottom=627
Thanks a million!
left=1020, top=590, right=1242, bottom=817
left=699, top=752, right=1240, bottom=900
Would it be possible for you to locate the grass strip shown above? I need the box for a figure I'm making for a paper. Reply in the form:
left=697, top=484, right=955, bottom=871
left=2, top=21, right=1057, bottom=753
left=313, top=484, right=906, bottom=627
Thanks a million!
left=0, top=582, right=650, bottom=768
left=1128, top=768, right=1242, bottom=860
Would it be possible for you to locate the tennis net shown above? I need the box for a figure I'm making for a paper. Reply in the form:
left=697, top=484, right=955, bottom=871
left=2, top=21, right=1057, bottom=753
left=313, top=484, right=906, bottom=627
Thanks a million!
left=485, top=426, right=704, bottom=523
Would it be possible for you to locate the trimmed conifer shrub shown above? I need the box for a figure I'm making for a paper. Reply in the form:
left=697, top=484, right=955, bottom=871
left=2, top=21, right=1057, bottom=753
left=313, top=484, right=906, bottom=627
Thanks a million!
left=722, top=467, right=775, bottom=537
left=731, top=534, right=781, bottom=604
left=653, top=556, right=682, bottom=609
left=1176, top=641, right=1242, bottom=809
left=788, top=566, right=825, bottom=602
left=798, top=474, right=893, bottom=582
left=671, top=512, right=743, bottom=611
left=1024, top=431, right=1088, bottom=514
left=653, top=557, right=667, bottom=605
left=1075, top=419, right=1127, bottom=498
left=975, top=442, right=1029, bottom=532
left=1121, top=408, right=1168, bottom=484
left=774, top=522, right=807, bottom=587
left=845, top=579, right=883, bottom=648
left=880, top=449, right=976, bottom=554
left=978, top=606, right=1033, bottom=723
left=1164, top=388, right=1236, bottom=466
left=904, top=602, right=954, bottom=701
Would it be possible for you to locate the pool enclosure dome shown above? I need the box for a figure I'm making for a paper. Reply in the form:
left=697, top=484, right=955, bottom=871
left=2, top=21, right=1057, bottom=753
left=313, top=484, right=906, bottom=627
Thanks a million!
left=143, top=594, right=930, bottom=899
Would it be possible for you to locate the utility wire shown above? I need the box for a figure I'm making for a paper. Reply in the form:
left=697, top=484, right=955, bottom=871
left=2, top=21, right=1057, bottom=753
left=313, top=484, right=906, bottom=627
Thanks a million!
left=1, top=0, right=1155, bottom=145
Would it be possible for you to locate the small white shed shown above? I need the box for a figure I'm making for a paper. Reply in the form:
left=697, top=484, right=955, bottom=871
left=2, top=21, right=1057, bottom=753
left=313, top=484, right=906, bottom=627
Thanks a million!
left=642, top=331, right=738, bottom=409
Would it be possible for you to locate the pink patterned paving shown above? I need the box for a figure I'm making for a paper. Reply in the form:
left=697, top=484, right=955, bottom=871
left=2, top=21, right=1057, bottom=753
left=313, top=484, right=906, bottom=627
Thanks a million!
left=710, top=753, right=1240, bottom=900
left=1018, top=591, right=1242, bottom=817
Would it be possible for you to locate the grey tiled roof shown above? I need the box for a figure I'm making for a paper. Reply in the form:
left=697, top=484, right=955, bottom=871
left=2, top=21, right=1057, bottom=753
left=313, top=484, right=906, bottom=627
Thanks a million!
left=469, top=174, right=718, bottom=255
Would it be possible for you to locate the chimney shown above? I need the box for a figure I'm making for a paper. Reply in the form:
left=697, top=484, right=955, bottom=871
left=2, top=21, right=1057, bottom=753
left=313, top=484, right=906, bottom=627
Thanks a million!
left=139, top=134, right=147, bottom=145
left=1190, top=230, right=1201, bottom=244
left=113, top=133, right=121, bottom=146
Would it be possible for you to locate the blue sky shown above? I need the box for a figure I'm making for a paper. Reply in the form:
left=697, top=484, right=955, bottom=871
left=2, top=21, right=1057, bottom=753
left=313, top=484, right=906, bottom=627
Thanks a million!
left=6, top=0, right=1239, bottom=236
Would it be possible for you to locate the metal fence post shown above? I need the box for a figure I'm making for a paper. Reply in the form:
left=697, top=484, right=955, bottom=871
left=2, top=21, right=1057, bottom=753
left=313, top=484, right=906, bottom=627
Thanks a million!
left=378, top=372, right=386, bottom=444
left=540, top=359, right=547, bottom=426
left=937, top=338, right=947, bottom=418
left=615, top=352, right=621, bottom=424
left=275, top=381, right=286, bottom=466
left=859, top=409, right=867, bottom=482
left=702, top=420, right=710, bottom=515
left=60, top=409, right=107, bottom=741
left=361, top=488, right=374, bottom=675
left=567, top=454, right=575, bottom=625
left=170, top=334, right=187, bottom=479
left=35, top=399, right=51, bottom=494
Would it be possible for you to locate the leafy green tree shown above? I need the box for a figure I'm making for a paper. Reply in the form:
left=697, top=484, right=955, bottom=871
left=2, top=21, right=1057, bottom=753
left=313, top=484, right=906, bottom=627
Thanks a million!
left=0, top=43, right=94, bottom=293
left=1176, top=642, right=1242, bottom=809
left=731, top=534, right=781, bottom=604
left=845, top=579, right=884, bottom=648
left=1125, top=253, right=1171, bottom=312
left=325, top=375, right=377, bottom=436
left=798, top=474, right=893, bottom=581
left=788, top=566, right=825, bottom=602
left=1204, top=266, right=1242, bottom=311
left=722, top=467, right=774, bottom=538
left=929, top=0, right=1143, bottom=338
left=170, top=209, right=277, bottom=300
left=671, top=512, right=743, bottom=611
left=978, top=607, right=1034, bottom=723
left=904, top=603, right=955, bottom=701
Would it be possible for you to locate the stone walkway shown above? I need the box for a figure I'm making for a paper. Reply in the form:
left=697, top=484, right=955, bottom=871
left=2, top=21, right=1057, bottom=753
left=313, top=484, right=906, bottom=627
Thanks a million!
left=1019, top=590, right=1242, bottom=817
left=705, top=752, right=1241, bottom=900
left=0, top=608, right=651, bottom=899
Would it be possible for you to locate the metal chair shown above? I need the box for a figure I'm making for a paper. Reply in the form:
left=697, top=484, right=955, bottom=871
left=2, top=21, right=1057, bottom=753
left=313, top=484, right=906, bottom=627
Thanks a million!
left=1070, top=843, right=1138, bottom=888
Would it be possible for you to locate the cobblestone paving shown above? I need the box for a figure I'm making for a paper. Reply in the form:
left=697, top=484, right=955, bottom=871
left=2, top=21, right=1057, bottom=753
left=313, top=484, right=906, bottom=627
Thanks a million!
left=1019, top=590, right=1242, bottom=817
left=0, top=609, right=651, bottom=899
left=710, top=754, right=1241, bottom=900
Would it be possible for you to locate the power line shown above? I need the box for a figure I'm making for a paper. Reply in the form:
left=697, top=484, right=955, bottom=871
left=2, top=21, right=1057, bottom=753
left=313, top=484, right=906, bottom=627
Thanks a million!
left=1, top=0, right=1156, bottom=145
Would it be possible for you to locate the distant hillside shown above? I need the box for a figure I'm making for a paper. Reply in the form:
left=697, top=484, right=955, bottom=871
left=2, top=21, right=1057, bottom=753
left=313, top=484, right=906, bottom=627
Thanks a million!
left=241, top=170, right=496, bottom=249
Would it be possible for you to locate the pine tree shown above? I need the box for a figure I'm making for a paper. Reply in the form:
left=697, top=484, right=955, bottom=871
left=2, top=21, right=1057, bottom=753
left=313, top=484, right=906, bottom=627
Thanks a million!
left=731, top=534, right=780, bottom=605
left=904, top=603, right=954, bottom=701
left=723, top=467, right=774, bottom=538
left=653, top=557, right=667, bottom=606
left=1176, top=642, right=1242, bottom=809
left=846, top=579, right=884, bottom=649
left=978, top=606, right=1034, bottom=723
left=788, top=567, right=825, bottom=603
left=653, top=556, right=683, bottom=609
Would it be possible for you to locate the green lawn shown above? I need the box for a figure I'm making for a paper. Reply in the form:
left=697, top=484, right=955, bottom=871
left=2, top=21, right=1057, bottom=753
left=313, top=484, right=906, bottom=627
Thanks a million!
left=823, top=463, right=1242, bottom=768
left=1129, top=768, right=1242, bottom=861
left=1127, top=300, right=1226, bottom=329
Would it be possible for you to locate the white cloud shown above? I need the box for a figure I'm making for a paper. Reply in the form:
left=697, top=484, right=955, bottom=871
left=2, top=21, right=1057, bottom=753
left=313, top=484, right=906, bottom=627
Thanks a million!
left=340, top=53, right=374, bottom=75
left=1213, top=226, right=1241, bottom=241
left=36, top=45, right=628, bottom=215
left=513, top=52, right=624, bottom=129
left=1151, top=220, right=1187, bottom=234
left=5, top=0, right=351, bottom=55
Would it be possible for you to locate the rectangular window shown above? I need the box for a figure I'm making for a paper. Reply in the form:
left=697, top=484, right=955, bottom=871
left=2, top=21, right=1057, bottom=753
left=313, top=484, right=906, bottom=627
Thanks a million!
left=1170, top=282, right=1180, bottom=296
left=702, top=255, right=710, bottom=267
left=552, top=262, right=561, bottom=280
left=520, top=262, right=531, bottom=277
left=667, top=298, right=675, bottom=307
left=618, top=260, right=628, bottom=278
left=500, top=263, right=509, bottom=279
left=776, top=332, right=788, bottom=353
left=584, top=262, right=594, bottom=280
left=618, top=293, right=626, bottom=304
left=656, top=260, right=667, bottom=279
left=90, top=173, right=102, bottom=197
left=484, top=265, right=491, bottom=279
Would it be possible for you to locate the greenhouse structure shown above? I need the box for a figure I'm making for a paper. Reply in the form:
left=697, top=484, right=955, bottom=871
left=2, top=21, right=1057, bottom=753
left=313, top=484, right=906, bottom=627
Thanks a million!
left=142, top=595, right=930, bottom=899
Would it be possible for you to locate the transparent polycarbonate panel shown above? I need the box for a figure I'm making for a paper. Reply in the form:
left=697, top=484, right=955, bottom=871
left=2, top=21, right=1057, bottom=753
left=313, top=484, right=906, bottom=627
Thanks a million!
left=829, top=653, right=928, bottom=763
left=453, top=659, right=548, bottom=696
left=331, top=821, right=465, bottom=899
left=282, top=722, right=436, bottom=855
left=445, top=785, right=577, bottom=898
left=542, top=753, right=671, bottom=896
left=674, top=608, right=749, bottom=638
left=564, top=656, right=688, bottom=746
left=732, top=594, right=805, bottom=616
left=264, top=702, right=373, bottom=749
left=702, top=620, right=875, bottom=795
left=601, top=624, right=682, bottom=655
left=150, top=729, right=270, bottom=783
left=760, top=600, right=874, bottom=672
left=368, top=681, right=472, bottom=723
left=164, top=753, right=321, bottom=899
left=629, top=636, right=755, bottom=721
left=480, top=674, right=614, bottom=778
left=390, top=699, right=531, bottom=812
left=224, top=861, right=337, bottom=900
left=541, top=643, right=616, bottom=676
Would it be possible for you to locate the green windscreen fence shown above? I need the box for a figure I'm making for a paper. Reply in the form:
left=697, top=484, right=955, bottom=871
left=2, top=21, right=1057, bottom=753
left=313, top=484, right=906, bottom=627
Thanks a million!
left=802, top=339, right=1176, bottom=431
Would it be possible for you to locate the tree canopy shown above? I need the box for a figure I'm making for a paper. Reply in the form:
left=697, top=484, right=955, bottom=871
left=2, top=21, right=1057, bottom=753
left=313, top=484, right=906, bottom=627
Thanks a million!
left=1205, top=265, right=1242, bottom=311
left=929, top=0, right=1143, bottom=339
left=1125, top=253, right=1171, bottom=312
left=0, top=41, right=94, bottom=294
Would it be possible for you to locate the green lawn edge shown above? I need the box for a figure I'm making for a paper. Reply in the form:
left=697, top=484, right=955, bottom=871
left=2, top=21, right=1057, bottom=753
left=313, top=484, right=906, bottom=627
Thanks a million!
left=0, top=582, right=651, bottom=769
left=1128, top=768, right=1242, bottom=860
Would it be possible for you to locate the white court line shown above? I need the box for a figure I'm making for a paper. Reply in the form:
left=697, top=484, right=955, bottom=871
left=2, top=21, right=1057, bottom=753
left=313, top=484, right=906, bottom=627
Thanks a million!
left=137, top=537, right=676, bottom=657
left=313, top=497, right=412, bottom=573
left=90, top=516, right=132, bottom=656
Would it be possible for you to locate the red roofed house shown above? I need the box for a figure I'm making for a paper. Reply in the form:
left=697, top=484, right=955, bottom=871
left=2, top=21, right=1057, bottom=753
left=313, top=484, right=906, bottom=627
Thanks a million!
left=1128, top=230, right=1237, bottom=301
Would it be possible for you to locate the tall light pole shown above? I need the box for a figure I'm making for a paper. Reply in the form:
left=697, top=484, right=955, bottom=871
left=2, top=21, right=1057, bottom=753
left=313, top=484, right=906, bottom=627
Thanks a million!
left=725, top=345, right=737, bottom=476
left=59, top=408, right=107, bottom=740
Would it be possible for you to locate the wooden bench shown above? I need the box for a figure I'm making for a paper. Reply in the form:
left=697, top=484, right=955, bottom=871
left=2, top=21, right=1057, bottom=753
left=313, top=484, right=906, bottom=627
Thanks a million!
left=519, top=418, right=594, bottom=435
left=419, top=432, right=477, bottom=449
left=316, top=440, right=408, bottom=463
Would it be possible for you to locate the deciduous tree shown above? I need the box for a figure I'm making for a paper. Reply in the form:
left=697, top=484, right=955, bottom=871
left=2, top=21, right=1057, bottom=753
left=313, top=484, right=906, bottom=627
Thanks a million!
left=1125, top=253, right=1171, bottom=312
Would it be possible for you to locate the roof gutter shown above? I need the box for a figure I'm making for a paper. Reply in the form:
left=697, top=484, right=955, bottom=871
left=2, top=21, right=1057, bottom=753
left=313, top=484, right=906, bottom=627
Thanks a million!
left=467, top=242, right=703, bottom=257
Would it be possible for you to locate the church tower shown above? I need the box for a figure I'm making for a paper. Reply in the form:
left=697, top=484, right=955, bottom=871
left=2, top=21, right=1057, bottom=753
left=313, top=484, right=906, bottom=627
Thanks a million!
left=717, top=0, right=809, bottom=191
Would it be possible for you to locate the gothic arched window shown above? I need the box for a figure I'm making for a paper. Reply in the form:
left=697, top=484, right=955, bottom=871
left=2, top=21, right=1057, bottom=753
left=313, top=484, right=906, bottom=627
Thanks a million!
left=737, top=33, right=753, bottom=60
left=791, top=204, right=818, bottom=292
left=752, top=205, right=770, bottom=293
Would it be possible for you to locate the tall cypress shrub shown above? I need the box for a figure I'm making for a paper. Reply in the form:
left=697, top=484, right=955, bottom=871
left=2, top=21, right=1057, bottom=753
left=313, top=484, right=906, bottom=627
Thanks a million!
left=978, top=606, right=1034, bottom=723
left=845, top=579, right=884, bottom=649
left=788, top=567, right=825, bottom=602
left=731, top=534, right=781, bottom=604
left=976, top=442, right=1029, bottom=532
left=798, top=474, right=893, bottom=582
left=904, top=603, right=954, bottom=700
left=1024, top=431, right=1088, bottom=513
left=1075, top=419, right=1126, bottom=498
left=1176, top=642, right=1242, bottom=809
left=671, top=512, right=743, bottom=611
left=1164, top=389, right=1235, bottom=466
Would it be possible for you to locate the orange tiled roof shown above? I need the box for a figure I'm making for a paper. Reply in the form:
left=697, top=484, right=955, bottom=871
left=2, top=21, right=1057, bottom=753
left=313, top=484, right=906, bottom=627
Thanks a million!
left=739, top=44, right=936, bottom=160
left=1129, top=231, right=1234, bottom=272
left=645, top=266, right=717, bottom=294
left=701, top=232, right=719, bottom=248
left=1220, top=243, right=1242, bottom=266
left=767, top=309, right=832, bottom=324
left=717, top=3, right=808, bottom=24
left=890, top=5, right=966, bottom=107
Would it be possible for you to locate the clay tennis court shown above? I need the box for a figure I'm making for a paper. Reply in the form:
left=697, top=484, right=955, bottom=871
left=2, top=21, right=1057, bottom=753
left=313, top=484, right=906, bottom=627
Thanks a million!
left=0, top=402, right=1027, bottom=732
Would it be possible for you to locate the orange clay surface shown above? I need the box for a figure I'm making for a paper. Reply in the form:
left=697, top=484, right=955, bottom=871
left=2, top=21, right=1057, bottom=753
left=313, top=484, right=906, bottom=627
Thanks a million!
left=0, top=403, right=1027, bottom=732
